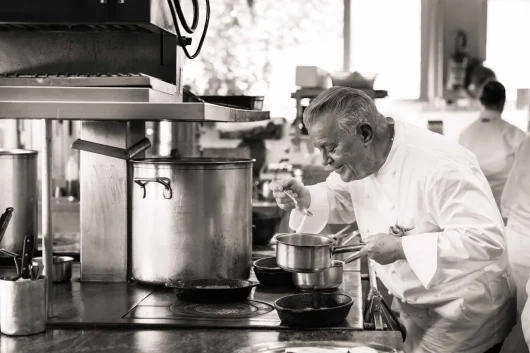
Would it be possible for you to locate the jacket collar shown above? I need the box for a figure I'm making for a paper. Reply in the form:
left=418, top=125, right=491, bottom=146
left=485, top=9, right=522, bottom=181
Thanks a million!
left=479, top=109, right=502, bottom=122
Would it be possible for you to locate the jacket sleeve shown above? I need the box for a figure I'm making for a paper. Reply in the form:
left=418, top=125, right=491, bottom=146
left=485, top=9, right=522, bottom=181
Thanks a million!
left=401, top=160, right=505, bottom=289
left=289, top=171, right=356, bottom=233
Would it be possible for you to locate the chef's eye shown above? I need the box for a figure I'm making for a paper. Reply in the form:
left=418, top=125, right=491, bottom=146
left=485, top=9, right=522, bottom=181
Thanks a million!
left=330, top=147, right=337, bottom=154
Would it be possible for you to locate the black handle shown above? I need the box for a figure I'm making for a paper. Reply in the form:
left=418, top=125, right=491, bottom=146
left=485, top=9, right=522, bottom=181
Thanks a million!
left=0, top=207, right=14, bottom=244
left=134, top=177, right=172, bottom=199
left=455, top=30, right=467, bottom=52
left=20, top=235, right=35, bottom=279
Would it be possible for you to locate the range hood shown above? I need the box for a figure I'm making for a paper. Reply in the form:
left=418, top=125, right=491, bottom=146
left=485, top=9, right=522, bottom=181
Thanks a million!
left=0, top=0, right=177, bottom=35
left=0, top=74, right=270, bottom=122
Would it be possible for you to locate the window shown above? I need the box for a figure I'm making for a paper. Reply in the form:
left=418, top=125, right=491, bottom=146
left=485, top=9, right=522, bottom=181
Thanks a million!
left=349, top=0, right=422, bottom=100
left=185, top=0, right=422, bottom=118
left=485, top=0, right=530, bottom=101
left=184, top=0, right=343, bottom=119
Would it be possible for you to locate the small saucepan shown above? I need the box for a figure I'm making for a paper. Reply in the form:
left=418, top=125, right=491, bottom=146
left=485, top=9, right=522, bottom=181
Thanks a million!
left=293, top=251, right=361, bottom=290
left=276, top=233, right=365, bottom=273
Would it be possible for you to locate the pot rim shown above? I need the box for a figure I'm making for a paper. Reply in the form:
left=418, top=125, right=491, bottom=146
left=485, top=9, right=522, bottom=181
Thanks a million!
left=273, top=293, right=353, bottom=312
left=0, top=149, right=38, bottom=158
left=275, top=234, right=334, bottom=248
left=33, top=256, right=74, bottom=264
left=130, top=157, right=255, bottom=165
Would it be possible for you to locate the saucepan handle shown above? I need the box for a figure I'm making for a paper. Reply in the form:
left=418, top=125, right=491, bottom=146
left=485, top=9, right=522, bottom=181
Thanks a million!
left=342, top=251, right=362, bottom=265
left=134, top=177, right=172, bottom=199
left=331, top=243, right=365, bottom=255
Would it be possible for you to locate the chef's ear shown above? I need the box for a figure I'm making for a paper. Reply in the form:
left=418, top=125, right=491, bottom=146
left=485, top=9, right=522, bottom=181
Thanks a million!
left=359, top=124, right=374, bottom=147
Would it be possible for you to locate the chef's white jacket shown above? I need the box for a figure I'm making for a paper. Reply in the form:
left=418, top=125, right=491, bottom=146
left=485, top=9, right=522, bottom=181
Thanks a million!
left=459, top=109, right=526, bottom=209
left=291, top=120, right=515, bottom=353
left=500, top=136, right=530, bottom=352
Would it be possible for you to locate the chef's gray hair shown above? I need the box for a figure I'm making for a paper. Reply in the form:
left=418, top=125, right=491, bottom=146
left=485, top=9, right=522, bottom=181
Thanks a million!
left=303, top=86, right=387, bottom=136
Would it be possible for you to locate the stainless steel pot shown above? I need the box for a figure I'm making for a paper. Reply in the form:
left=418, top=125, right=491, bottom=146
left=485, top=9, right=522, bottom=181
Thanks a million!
left=33, top=256, right=73, bottom=282
left=131, top=157, right=254, bottom=284
left=276, top=234, right=365, bottom=273
left=0, top=150, right=38, bottom=258
left=293, top=252, right=362, bottom=290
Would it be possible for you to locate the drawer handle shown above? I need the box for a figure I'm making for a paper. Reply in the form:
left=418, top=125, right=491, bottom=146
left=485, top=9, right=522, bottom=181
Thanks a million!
left=134, top=177, right=172, bottom=199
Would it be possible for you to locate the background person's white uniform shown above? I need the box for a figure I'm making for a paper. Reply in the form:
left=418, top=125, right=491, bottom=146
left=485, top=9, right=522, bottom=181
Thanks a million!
left=459, top=109, right=526, bottom=210
left=292, top=120, right=515, bottom=353
left=500, top=136, right=530, bottom=353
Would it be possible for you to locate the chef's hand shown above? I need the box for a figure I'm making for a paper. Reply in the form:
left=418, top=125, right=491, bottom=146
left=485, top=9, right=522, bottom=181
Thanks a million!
left=359, top=233, right=406, bottom=265
left=269, top=178, right=311, bottom=211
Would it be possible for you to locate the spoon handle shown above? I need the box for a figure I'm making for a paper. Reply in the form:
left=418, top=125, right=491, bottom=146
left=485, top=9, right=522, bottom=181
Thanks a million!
left=296, top=214, right=308, bottom=233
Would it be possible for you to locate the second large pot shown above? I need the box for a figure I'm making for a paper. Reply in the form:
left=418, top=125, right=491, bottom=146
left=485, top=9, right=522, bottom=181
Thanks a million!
left=0, top=150, right=38, bottom=258
left=131, top=157, right=254, bottom=284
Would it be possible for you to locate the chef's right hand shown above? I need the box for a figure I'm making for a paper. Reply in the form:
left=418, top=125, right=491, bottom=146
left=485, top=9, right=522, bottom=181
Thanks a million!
left=269, top=178, right=311, bottom=211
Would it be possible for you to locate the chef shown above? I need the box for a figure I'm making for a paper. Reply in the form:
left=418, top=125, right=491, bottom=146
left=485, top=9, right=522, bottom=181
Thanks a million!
left=270, top=87, right=515, bottom=353
left=499, top=135, right=530, bottom=353
left=459, top=80, right=526, bottom=211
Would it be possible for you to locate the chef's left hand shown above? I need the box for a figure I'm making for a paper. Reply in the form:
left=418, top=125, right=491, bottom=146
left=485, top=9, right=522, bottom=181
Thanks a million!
left=359, top=233, right=406, bottom=265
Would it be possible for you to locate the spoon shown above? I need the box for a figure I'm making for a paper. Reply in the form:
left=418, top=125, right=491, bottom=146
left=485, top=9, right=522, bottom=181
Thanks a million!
left=283, top=190, right=313, bottom=217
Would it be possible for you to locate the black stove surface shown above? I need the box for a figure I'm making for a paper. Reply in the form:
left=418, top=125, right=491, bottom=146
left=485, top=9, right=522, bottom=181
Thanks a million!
left=123, top=271, right=363, bottom=330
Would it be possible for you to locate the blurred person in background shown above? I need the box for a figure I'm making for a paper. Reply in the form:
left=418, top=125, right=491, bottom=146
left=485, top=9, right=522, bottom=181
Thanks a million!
left=459, top=80, right=526, bottom=212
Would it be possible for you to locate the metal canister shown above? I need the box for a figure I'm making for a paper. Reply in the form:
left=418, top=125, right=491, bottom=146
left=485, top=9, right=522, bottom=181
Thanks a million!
left=130, top=157, right=254, bottom=284
left=0, top=150, right=38, bottom=257
left=0, top=276, right=47, bottom=336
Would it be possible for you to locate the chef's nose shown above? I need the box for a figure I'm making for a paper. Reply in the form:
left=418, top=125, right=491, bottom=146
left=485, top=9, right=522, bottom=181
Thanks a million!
left=321, top=151, right=332, bottom=166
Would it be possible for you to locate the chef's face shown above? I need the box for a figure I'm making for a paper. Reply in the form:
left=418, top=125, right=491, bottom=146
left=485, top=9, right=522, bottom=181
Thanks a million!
left=308, top=117, right=375, bottom=182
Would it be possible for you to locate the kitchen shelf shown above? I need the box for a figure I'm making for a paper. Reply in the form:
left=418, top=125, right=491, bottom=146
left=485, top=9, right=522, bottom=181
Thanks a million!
left=0, top=101, right=270, bottom=122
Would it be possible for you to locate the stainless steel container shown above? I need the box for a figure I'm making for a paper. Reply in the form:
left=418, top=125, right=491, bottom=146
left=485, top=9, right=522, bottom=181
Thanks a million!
left=0, top=150, right=38, bottom=257
left=33, top=256, right=73, bottom=282
left=276, top=234, right=364, bottom=273
left=0, top=275, right=47, bottom=336
left=131, top=157, right=254, bottom=284
left=293, top=252, right=362, bottom=290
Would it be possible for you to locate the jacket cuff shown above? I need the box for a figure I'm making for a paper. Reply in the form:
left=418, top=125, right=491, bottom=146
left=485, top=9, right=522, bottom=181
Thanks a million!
left=288, top=186, right=329, bottom=234
left=401, top=232, right=439, bottom=289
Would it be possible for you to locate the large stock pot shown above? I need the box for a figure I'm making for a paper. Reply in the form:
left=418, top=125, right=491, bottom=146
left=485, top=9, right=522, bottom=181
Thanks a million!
left=0, top=150, right=38, bottom=258
left=130, top=157, right=254, bottom=284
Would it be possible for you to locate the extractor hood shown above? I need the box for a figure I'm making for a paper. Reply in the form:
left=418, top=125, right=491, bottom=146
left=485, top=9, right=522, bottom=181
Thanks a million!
left=0, top=73, right=269, bottom=122
left=0, top=0, right=177, bottom=35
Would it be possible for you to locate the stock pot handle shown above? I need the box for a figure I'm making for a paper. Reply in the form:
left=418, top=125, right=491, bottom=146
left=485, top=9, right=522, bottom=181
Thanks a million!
left=134, top=177, right=172, bottom=199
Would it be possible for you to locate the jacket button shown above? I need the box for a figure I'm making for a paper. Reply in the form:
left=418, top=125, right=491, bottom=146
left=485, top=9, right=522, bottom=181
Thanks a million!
left=365, top=194, right=370, bottom=199
left=388, top=290, right=393, bottom=296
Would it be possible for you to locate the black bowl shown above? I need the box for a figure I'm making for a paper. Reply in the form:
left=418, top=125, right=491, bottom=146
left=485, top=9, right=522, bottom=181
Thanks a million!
left=274, top=293, right=353, bottom=327
left=253, top=257, right=293, bottom=286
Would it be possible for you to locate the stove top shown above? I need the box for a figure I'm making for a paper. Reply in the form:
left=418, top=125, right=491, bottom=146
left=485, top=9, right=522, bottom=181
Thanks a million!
left=122, top=271, right=363, bottom=330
